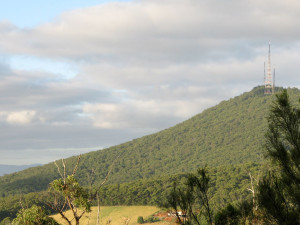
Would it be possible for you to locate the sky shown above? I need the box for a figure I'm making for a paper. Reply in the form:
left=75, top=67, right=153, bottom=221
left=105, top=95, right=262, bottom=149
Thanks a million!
left=1, top=0, right=300, bottom=165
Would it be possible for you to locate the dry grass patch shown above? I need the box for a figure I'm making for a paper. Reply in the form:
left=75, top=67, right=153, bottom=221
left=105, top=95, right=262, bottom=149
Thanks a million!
left=52, top=205, right=172, bottom=225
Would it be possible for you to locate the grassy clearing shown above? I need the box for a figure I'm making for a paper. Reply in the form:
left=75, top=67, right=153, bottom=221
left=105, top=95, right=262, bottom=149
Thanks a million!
left=51, top=205, right=173, bottom=225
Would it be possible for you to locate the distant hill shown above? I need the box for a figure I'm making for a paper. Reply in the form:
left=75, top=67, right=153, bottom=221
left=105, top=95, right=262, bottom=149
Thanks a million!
left=0, top=162, right=261, bottom=221
left=1, top=86, right=300, bottom=197
left=0, top=164, right=41, bottom=177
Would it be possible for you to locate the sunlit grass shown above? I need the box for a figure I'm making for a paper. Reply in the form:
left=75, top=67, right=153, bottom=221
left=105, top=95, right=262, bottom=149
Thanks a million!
left=51, top=205, right=173, bottom=225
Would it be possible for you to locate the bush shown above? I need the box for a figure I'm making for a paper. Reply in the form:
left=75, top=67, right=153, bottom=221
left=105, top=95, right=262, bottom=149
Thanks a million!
left=12, top=205, right=59, bottom=225
left=215, top=204, right=240, bottom=225
left=147, top=217, right=154, bottom=222
left=145, top=216, right=160, bottom=223
left=137, top=216, right=144, bottom=224
left=0, top=217, right=11, bottom=225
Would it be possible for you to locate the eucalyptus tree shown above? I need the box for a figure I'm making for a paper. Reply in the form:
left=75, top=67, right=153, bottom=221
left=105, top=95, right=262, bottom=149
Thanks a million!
left=257, top=90, right=300, bottom=225
left=46, top=156, right=91, bottom=225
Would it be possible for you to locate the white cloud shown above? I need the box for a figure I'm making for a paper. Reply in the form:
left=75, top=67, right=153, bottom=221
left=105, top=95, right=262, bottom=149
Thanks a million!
left=0, top=0, right=300, bottom=61
left=0, top=0, right=300, bottom=164
left=3, top=110, right=37, bottom=125
left=83, top=95, right=217, bottom=129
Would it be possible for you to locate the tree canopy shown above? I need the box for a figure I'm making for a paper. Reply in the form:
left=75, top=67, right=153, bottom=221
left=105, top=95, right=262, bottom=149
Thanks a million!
left=257, top=89, right=300, bottom=224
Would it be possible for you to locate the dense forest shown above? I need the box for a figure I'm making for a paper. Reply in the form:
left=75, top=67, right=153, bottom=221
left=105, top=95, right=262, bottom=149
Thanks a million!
left=0, top=162, right=261, bottom=220
left=1, top=86, right=300, bottom=222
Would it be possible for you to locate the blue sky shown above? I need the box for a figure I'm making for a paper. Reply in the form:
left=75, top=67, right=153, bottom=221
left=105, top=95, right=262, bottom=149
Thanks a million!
left=0, top=0, right=130, bottom=28
left=0, top=0, right=300, bottom=165
left=1, top=0, right=130, bottom=81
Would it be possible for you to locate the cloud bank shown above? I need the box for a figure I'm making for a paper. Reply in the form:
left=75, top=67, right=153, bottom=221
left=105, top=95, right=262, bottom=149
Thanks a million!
left=0, top=0, right=300, bottom=164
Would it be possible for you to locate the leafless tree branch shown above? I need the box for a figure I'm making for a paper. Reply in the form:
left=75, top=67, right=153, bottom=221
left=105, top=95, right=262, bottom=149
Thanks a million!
left=54, top=160, right=63, bottom=179
left=72, top=155, right=81, bottom=176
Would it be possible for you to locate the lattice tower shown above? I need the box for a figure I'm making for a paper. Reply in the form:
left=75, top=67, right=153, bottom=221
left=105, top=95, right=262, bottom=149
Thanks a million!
left=264, top=42, right=274, bottom=95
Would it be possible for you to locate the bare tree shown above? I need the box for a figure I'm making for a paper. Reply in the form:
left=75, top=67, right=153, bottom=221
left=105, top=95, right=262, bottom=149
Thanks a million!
left=46, top=155, right=91, bottom=225
left=88, top=153, right=121, bottom=225
left=247, top=172, right=259, bottom=211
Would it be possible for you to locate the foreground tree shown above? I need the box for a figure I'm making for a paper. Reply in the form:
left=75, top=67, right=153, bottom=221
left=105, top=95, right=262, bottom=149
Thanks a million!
left=167, top=167, right=213, bottom=225
left=214, top=200, right=254, bottom=225
left=257, top=89, right=300, bottom=224
left=46, top=156, right=91, bottom=225
left=87, top=153, right=121, bottom=225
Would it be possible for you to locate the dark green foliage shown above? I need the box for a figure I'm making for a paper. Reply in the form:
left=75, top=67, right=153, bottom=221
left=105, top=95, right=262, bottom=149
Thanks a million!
left=214, top=199, right=254, bottom=225
left=167, top=183, right=190, bottom=224
left=137, top=216, right=144, bottom=224
left=214, top=204, right=240, bottom=225
left=166, top=168, right=213, bottom=225
left=236, top=200, right=254, bottom=224
left=0, top=217, right=11, bottom=225
left=188, top=168, right=213, bottom=224
left=257, top=89, right=300, bottom=225
left=11, top=205, right=59, bottom=225
left=97, top=163, right=261, bottom=209
left=144, top=216, right=158, bottom=223
left=257, top=173, right=297, bottom=224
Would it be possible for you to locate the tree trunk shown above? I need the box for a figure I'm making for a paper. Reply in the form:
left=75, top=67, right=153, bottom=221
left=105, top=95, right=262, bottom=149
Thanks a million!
left=97, top=193, right=101, bottom=225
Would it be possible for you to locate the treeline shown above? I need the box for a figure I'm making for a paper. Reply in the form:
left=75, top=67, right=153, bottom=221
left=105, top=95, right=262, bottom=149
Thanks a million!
left=1, top=86, right=293, bottom=197
left=99, top=162, right=262, bottom=208
left=0, top=162, right=262, bottom=221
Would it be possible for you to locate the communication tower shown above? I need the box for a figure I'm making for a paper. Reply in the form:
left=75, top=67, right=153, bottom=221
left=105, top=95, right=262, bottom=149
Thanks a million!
left=264, top=42, right=275, bottom=95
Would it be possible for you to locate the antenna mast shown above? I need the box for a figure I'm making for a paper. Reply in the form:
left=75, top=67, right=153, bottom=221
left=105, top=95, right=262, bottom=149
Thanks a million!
left=273, top=68, right=275, bottom=94
left=264, top=42, right=274, bottom=95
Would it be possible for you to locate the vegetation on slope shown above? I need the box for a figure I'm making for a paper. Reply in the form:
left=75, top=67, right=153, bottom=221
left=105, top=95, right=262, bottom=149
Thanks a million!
left=1, top=86, right=294, bottom=196
left=0, top=162, right=261, bottom=221
left=1, top=86, right=300, bottom=222
left=0, top=164, right=41, bottom=177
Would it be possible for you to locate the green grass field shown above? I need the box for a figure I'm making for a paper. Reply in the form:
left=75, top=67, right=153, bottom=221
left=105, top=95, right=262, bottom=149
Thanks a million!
left=52, top=206, right=174, bottom=225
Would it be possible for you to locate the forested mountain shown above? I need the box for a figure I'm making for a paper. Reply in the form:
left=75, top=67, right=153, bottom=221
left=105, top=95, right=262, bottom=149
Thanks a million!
left=0, top=164, right=41, bottom=176
left=0, top=162, right=261, bottom=220
left=1, top=86, right=299, bottom=197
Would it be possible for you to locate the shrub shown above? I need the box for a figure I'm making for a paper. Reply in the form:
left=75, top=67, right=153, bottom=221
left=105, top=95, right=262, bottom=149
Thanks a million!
left=12, top=205, right=59, bottom=225
left=0, top=217, right=11, bottom=225
left=137, top=216, right=144, bottom=224
left=214, top=204, right=240, bottom=225
left=147, top=217, right=154, bottom=222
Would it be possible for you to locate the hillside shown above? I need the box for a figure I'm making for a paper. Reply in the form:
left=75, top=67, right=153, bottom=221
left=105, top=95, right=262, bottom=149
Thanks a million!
left=0, top=162, right=261, bottom=221
left=0, top=164, right=41, bottom=176
left=1, top=86, right=300, bottom=197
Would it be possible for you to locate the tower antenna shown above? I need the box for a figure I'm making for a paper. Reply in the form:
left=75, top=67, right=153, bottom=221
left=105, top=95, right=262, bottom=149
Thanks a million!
left=264, top=41, right=274, bottom=95
left=264, top=62, right=265, bottom=84
left=273, top=67, right=275, bottom=94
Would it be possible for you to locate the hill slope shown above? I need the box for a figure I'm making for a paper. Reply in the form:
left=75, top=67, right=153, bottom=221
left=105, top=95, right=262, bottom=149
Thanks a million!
left=1, top=86, right=299, bottom=196
left=0, top=164, right=41, bottom=176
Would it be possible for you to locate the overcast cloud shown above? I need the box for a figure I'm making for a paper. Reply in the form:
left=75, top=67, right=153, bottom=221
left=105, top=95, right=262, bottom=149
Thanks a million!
left=1, top=0, right=300, bottom=165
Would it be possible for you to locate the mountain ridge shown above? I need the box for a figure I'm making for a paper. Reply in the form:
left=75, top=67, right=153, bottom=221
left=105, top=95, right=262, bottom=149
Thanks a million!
left=0, top=164, right=42, bottom=177
left=1, top=86, right=299, bottom=197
